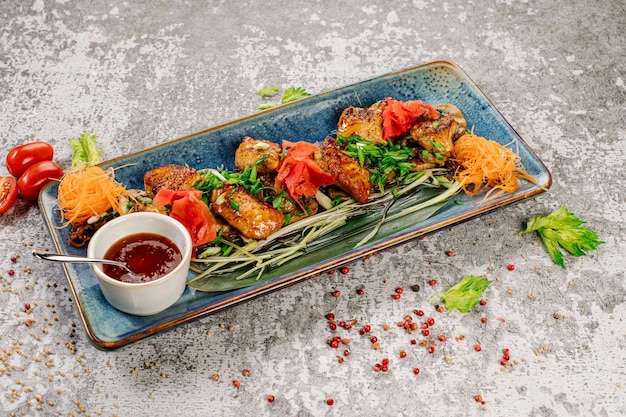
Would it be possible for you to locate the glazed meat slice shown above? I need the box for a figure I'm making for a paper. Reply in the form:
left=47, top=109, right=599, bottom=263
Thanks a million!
left=313, top=136, right=371, bottom=204
left=409, top=103, right=467, bottom=166
left=337, top=100, right=386, bottom=145
left=234, top=136, right=282, bottom=175
left=143, top=164, right=200, bottom=198
left=210, top=184, right=285, bottom=240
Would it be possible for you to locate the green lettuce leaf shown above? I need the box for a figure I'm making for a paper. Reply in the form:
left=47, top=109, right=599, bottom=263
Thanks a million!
left=70, top=132, right=102, bottom=168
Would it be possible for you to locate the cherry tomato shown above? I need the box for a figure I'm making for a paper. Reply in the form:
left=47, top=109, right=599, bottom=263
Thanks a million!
left=17, top=160, right=64, bottom=202
left=6, top=141, right=55, bottom=178
left=0, top=176, right=18, bottom=214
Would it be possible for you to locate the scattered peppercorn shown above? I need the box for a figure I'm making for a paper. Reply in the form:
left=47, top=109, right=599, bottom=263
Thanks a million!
left=340, top=267, right=350, bottom=274
left=356, top=288, right=365, bottom=295
left=267, top=394, right=275, bottom=403
left=331, top=290, right=341, bottom=297
left=410, top=284, right=420, bottom=292
left=326, top=398, right=335, bottom=406
left=428, top=279, right=437, bottom=286
left=446, top=250, right=454, bottom=257
left=507, top=264, right=515, bottom=271
left=413, top=367, right=420, bottom=375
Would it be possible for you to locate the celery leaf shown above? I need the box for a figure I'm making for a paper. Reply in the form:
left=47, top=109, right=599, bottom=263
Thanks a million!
left=517, top=206, right=604, bottom=268
left=281, top=86, right=311, bottom=104
left=430, top=275, right=492, bottom=313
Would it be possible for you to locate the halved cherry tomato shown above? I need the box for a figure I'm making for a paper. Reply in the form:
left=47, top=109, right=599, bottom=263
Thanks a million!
left=0, top=176, right=18, bottom=214
left=17, top=160, right=64, bottom=202
left=6, top=141, right=55, bottom=178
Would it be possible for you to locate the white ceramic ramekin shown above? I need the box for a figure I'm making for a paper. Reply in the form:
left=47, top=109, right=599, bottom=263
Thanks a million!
left=87, top=212, right=192, bottom=316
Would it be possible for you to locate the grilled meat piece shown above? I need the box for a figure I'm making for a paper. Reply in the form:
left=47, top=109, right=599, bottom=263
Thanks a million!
left=313, top=136, right=371, bottom=204
left=281, top=197, right=319, bottom=224
left=211, top=184, right=285, bottom=240
left=337, top=100, right=386, bottom=145
left=409, top=103, right=467, bottom=166
left=143, top=164, right=200, bottom=198
left=234, top=136, right=282, bottom=175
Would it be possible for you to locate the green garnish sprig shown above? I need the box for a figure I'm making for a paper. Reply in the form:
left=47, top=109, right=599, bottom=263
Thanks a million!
left=256, top=86, right=311, bottom=110
left=517, top=206, right=604, bottom=268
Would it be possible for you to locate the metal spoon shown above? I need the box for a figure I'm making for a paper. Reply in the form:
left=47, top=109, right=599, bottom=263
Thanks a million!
left=32, top=249, right=136, bottom=274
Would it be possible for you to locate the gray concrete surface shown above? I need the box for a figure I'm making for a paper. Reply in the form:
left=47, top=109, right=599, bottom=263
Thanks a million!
left=1, top=1, right=625, bottom=416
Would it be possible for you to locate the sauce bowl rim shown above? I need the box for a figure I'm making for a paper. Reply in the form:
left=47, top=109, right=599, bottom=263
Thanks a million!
left=87, top=212, right=193, bottom=289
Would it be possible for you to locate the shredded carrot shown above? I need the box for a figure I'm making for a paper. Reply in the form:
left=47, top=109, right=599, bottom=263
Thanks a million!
left=453, top=133, right=537, bottom=204
left=57, top=166, right=134, bottom=226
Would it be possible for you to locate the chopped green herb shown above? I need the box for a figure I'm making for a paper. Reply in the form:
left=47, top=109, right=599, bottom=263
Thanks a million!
left=337, top=135, right=416, bottom=192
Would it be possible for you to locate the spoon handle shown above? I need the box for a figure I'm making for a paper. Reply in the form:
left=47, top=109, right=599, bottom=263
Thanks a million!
left=32, top=249, right=133, bottom=272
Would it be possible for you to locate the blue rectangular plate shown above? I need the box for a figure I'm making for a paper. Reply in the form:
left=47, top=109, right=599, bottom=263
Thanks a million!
left=39, top=61, right=551, bottom=350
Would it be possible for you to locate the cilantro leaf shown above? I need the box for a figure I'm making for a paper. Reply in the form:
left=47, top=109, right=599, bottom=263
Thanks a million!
left=517, top=206, right=604, bottom=268
left=256, top=87, right=279, bottom=98
left=70, top=132, right=102, bottom=168
left=281, top=86, right=311, bottom=104
left=430, top=275, right=492, bottom=313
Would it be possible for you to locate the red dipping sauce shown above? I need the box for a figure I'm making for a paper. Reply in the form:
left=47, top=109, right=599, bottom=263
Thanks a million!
left=103, top=232, right=182, bottom=283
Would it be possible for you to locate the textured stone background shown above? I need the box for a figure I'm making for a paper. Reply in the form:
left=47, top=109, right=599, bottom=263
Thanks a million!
left=1, top=1, right=625, bottom=416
